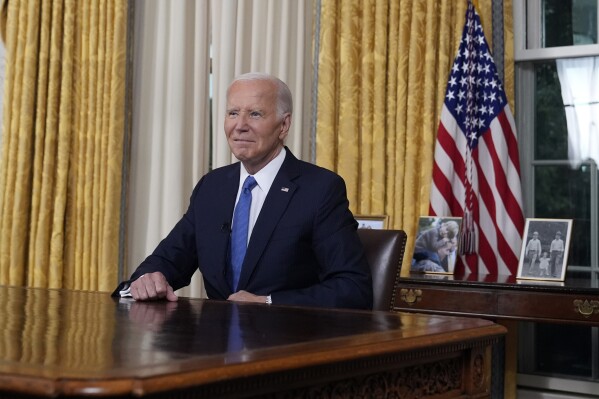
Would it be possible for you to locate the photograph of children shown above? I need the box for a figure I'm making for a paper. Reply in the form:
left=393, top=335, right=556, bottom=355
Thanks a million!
left=538, top=252, right=550, bottom=277
left=524, top=231, right=542, bottom=274
left=517, top=218, right=573, bottom=281
left=355, top=215, right=388, bottom=230
left=411, top=216, right=462, bottom=274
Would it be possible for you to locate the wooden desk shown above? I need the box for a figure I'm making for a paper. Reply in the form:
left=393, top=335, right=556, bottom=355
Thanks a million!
left=0, top=285, right=505, bottom=398
left=395, top=272, right=599, bottom=325
left=394, top=273, right=599, bottom=399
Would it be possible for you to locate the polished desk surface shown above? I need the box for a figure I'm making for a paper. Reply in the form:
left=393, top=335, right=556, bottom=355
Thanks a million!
left=396, top=272, right=599, bottom=324
left=0, top=285, right=505, bottom=397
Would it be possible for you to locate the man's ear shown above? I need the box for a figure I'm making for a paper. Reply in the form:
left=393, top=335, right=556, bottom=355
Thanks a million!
left=279, top=113, right=292, bottom=139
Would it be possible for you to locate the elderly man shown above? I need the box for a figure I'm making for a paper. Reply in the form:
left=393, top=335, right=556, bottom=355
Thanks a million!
left=114, top=73, right=373, bottom=310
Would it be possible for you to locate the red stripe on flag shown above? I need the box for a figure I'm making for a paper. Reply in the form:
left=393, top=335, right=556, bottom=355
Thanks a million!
left=432, top=166, right=464, bottom=217
left=437, top=123, right=467, bottom=183
left=475, top=148, right=518, bottom=273
left=498, top=110, right=522, bottom=174
left=483, top=121, right=525, bottom=236
left=431, top=121, right=467, bottom=216
left=477, top=227, right=498, bottom=274
left=497, top=112, right=526, bottom=232
left=427, top=1, right=524, bottom=276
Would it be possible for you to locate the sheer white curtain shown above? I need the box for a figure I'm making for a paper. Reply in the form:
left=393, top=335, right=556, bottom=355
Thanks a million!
left=127, top=0, right=311, bottom=298
left=556, top=56, right=599, bottom=169
left=211, top=0, right=312, bottom=168
left=127, top=0, right=210, bottom=298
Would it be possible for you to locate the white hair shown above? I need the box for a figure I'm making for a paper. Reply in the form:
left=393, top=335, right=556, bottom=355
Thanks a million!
left=227, top=72, right=293, bottom=118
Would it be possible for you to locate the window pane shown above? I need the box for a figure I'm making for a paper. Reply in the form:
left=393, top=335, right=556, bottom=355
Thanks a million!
left=542, top=0, right=598, bottom=47
left=534, top=62, right=568, bottom=160
left=534, top=164, right=591, bottom=267
left=520, top=323, right=594, bottom=378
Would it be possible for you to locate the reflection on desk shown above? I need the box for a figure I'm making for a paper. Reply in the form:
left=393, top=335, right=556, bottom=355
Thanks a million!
left=0, top=285, right=505, bottom=398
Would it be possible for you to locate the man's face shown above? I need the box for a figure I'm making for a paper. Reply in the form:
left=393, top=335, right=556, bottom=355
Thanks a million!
left=439, top=224, right=448, bottom=236
left=438, top=243, right=451, bottom=258
left=225, top=80, right=291, bottom=174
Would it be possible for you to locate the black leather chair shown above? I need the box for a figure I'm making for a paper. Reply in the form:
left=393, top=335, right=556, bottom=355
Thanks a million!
left=357, top=229, right=407, bottom=311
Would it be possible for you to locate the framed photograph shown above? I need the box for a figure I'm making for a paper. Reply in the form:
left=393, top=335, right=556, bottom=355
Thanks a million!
left=517, top=218, right=573, bottom=282
left=355, top=215, right=389, bottom=230
left=410, top=216, right=462, bottom=275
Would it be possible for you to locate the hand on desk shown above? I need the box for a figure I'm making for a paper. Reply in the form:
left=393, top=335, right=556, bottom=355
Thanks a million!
left=228, top=290, right=268, bottom=304
left=129, top=273, right=266, bottom=304
left=130, top=272, right=178, bottom=302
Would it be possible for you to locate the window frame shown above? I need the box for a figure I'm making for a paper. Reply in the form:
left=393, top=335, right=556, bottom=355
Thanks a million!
left=514, top=1, right=599, bottom=395
left=514, top=0, right=599, bottom=274
left=514, top=0, right=599, bottom=61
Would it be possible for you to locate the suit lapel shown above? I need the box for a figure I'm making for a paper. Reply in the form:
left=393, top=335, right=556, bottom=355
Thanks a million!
left=237, top=150, right=301, bottom=290
left=213, top=165, right=241, bottom=295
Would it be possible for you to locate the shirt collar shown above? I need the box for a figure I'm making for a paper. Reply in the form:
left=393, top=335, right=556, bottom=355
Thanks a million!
left=239, top=147, right=286, bottom=193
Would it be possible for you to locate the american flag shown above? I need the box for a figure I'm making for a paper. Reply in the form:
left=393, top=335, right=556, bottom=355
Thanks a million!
left=429, top=1, right=525, bottom=276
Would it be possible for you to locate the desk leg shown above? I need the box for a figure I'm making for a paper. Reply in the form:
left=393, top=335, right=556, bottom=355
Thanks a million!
left=491, top=336, right=504, bottom=399
left=498, top=320, right=518, bottom=399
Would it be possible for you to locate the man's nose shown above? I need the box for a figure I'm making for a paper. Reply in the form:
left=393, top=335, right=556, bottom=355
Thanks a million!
left=235, top=113, right=250, bottom=129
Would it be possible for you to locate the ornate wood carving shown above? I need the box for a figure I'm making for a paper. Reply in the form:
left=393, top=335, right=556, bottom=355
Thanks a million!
left=162, top=348, right=493, bottom=399
left=266, top=358, right=462, bottom=399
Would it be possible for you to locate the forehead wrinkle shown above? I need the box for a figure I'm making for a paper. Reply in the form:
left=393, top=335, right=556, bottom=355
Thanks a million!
left=226, top=107, right=268, bottom=115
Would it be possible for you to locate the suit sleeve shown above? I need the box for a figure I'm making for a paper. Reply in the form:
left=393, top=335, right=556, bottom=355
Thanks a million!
left=111, top=180, right=203, bottom=296
left=271, top=175, right=373, bottom=310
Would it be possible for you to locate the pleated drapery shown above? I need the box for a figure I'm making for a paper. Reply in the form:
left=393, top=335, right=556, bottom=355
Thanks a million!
left=127, top=0, right=211, bottom=298
left=211, top=0, right=312, bottom=169
left=314, top=0, right=514, bottom=275
left=0, top=0, right=128, bottom=291
left=127, top=0, right=311, bottom=298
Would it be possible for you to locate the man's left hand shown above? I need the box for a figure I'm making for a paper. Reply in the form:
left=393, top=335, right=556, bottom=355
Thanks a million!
left=228, top=290, right=268, bottom=304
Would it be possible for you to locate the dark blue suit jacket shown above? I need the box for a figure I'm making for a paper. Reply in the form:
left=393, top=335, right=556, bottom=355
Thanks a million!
left=115, top=149, right=373, bottom=309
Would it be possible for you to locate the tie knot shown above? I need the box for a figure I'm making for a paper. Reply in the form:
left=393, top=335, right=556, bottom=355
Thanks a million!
left=243, top=176, right=257, bottom=192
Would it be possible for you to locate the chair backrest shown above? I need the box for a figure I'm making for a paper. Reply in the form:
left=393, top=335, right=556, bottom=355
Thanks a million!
left=357, top=229, right=407, bottom=311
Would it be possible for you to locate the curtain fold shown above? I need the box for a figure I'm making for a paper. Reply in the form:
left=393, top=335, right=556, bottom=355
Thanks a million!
left=126, top=0, right=211, bottom=298
left=124, top=0, right=311, bottom=298
left=556, top=56, right=599, bottom=169
left=211, top=0, right=311, bottom=169
left=0, top=0, right=128, bottom=291
left=315, top=0, right=514, bottom=275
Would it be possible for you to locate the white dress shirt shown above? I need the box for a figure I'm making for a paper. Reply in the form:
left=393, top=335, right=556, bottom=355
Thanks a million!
left=233, top=147, right=286, bottom=244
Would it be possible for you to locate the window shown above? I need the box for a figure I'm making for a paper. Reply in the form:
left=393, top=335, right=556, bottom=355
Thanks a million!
left=515, top=0, right=599, bottom=396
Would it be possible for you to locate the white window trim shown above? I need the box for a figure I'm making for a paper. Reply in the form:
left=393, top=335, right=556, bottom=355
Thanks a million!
left=514, top=0, right=599, bottom=61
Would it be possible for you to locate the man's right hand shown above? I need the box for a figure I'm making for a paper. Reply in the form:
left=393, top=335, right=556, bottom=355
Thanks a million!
left=130, top=272, right=178, bottom=302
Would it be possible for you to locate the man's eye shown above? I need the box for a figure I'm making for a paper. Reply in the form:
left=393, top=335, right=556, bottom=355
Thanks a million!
left=227, top=111, right=238, bottom=118
left=250, top=112, right=262, bottom=118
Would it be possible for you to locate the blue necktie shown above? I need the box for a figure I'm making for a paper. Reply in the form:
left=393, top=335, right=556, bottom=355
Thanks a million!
left=230, top=176, right=257, bottom=291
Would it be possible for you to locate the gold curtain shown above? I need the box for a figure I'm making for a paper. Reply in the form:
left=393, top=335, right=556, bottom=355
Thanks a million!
left=315, top=0, right=513, bottom=275
left=0, top=0, right=128, bottom=291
